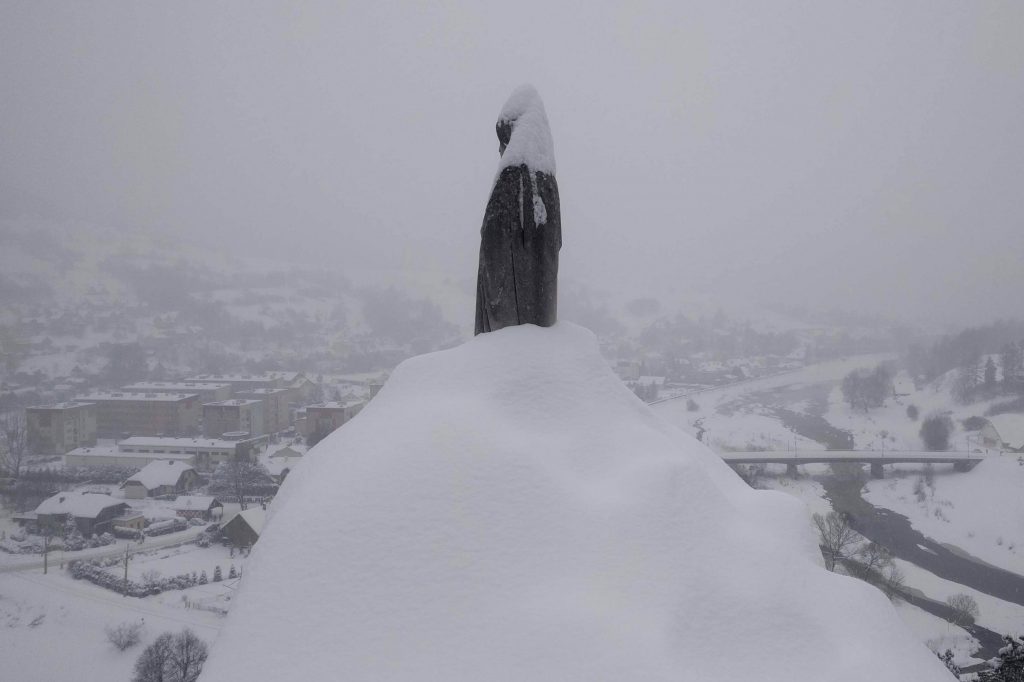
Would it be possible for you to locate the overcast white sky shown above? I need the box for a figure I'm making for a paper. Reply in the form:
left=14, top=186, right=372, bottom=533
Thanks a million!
left=2, top=2, right=1021, bottom=326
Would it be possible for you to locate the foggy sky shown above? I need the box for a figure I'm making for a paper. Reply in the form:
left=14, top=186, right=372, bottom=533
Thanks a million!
left=2, top=2, right=1022, bottom=326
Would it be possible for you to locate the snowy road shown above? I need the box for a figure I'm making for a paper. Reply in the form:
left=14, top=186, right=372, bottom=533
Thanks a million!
left=0, top=526, right=207, bottom=574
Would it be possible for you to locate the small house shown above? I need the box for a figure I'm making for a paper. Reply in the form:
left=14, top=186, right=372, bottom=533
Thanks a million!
left=174, top=495, right=224, bottom=521
left=220, top=507, right=266, bottom=548
left=34, top=491, right=129, bottom=536
left=121, top=460, right=198, bottom=499
left=983, top=415, right=1024, bottom=452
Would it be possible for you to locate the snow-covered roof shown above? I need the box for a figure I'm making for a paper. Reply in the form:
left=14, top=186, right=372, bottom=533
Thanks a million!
left=307, top=400, right=363, bottom=410
left=118, top=436, right=239, bottom=451
left=269, top=446, right=303, bottom=459
left=988, top=415, right=1024, bottom=446
left=35, top=491, right=125, bottom=519
left=236, top=388, right=290, bottom=395
left=223, top=507, right=266, bottom=534
left=205, top=399, right=262, bottom=407
left=75, top=391, right=197, bottom=402
left=174, top=495, right=222, bottom=511
left=124, top=460, right=195, bottom=490
left=202, top=322, right=947, bottom=681
left=27, top=401, right=94, bottom=411
left=496, top=85, right=555, bottom=175
left=122, top=381, right=231, bottom=391
left=186, top=374, right=274, bottom=383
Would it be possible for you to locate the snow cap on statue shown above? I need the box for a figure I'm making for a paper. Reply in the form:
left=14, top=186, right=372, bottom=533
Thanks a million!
left=496, top=85, right=556, bottom=176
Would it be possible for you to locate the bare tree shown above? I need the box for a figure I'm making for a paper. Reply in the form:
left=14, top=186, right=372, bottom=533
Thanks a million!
left=946, top=593, right=980, bottom=627
left=209, top=457, right=274, bottom=511
left=882, top=564, right=906, bottom=601
left=0, top=411, right=28, bottom=479
left=133, top=632, right=173, bottom=682
left=132, top=629, right=208, bottom=682
left=813, top=511, right=860, bottom=572
left=169, top=629, right=208, bottom=682
left=853, top=542, right=893, bottom=575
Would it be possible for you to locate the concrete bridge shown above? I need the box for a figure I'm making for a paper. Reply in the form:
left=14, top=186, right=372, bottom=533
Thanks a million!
left=718, top=450, right=986, bottom=478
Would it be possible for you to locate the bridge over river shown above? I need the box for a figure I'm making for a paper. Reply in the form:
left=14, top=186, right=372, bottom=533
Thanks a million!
left=719, top=450, right=986, bottom=478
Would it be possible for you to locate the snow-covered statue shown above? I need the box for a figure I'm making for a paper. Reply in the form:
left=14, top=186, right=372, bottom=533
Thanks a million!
left=474, top=85, right=561, bottom=335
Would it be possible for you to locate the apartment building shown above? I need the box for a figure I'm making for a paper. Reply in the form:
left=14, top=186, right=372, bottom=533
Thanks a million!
left=235, top=387, right=292, bottom=434
left=26, top=402, right=98, bottom=455
left=203, top=399, right=265, bottom=438
left=302, top=400, right=365, bottom=441
left=73, top=392, right=201, bottom=439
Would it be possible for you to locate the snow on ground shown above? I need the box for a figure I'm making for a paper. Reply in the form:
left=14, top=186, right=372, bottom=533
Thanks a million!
left=0, top=567, right=224, bottom=681
left=653, top=353, right=890, bottom=448
left=754, top=464, right=834, bottom=517
left=863, top=458, right=1024, bottom=575
left=203, top=323, right=946, bottom=681
left=894, top=558, right=1024, bottom=641
left=892, top=600, right=980, bottom=668
left=824, top=370, right=1012, bottom=453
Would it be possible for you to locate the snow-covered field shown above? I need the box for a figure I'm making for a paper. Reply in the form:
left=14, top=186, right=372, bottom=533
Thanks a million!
left=863, top=458, right=1024, bottom=575
left=0, top=565, right=225, bottom=681
left=653, top=353, right=889, bottom=451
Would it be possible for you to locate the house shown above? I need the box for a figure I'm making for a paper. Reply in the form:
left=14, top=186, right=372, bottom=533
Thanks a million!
left=111, top=511, right=146, bottom=531
left=220, top=507, right=266, bottom=548
left=121, top=460, right=198, bottom=499
left=982, top=415, right=1024, bottom=452
left=266, top=446, right=304, bottom=482
left=33, top=491, right=129, bottom=536
left=174, top=495, right=224, bottom=521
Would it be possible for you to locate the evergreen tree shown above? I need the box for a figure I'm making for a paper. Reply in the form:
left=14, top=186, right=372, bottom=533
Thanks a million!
left=978, top=635, right=1024, bottom=681
left=985, top=357, right=998, bottom=387
left=937, top=649, right=960, bottom=679
left=213, top=565, right=222, bottom=582
left=199, top=570, right=208, bottom=585
left=228, top=564, right=237, bottom=579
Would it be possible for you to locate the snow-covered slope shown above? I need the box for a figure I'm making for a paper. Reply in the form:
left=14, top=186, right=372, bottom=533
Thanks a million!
left=203, top=323, right=946, bottom=680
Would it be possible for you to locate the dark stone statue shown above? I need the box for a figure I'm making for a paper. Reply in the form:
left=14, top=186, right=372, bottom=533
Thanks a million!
left=474, top=86, right=561, bottom=335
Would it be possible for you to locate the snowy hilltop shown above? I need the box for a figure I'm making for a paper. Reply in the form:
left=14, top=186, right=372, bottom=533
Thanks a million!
left=202, top=323, right=947, bottom=680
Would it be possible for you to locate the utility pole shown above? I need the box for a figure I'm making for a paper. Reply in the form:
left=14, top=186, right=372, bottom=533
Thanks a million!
left=123, top=544, right=130, bottom=597
left=42, top=533, right=50, bottom=575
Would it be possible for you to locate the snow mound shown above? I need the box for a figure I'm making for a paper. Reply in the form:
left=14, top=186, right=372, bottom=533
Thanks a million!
left=203, top=323, right=945, bottom=681
left=497, top=84, right=555, bottom=175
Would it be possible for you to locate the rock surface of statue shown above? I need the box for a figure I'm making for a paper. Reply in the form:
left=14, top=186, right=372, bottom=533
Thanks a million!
left=475, top=86, right=561, bottom=335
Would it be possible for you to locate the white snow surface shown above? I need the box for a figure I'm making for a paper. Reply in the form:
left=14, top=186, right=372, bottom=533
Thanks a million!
left=497, top=84, right=556, bottom=176
left=204, top=323, right=945, bottom=681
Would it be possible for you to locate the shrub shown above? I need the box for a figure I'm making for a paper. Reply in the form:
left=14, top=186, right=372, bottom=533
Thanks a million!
left=106, top=621, right=144, bottom=651
left=906, top=404, right=919, bottom=421
left=686, top=398, right=700, bottom=412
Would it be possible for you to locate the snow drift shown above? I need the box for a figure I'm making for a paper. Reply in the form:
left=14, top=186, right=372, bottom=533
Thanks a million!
left=203, top=323, right=946, bottom=680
